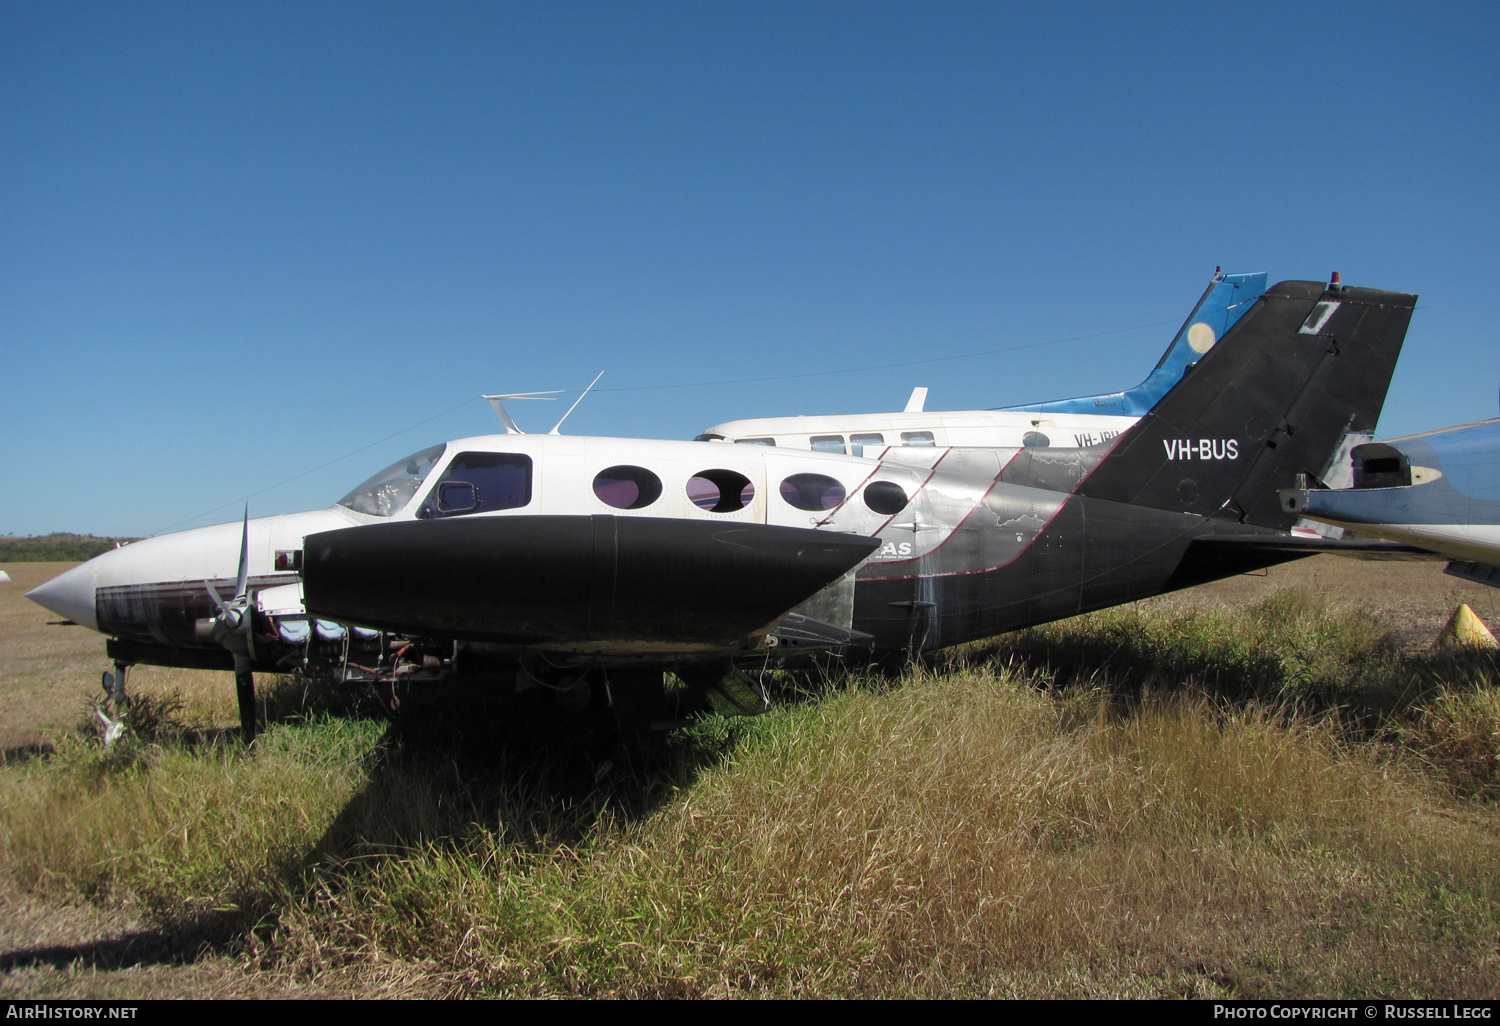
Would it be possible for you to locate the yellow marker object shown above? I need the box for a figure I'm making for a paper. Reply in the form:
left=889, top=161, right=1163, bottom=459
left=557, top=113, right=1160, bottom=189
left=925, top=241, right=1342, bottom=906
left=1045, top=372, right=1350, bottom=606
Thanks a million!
left=1437, top=603, right=1499, bottom=650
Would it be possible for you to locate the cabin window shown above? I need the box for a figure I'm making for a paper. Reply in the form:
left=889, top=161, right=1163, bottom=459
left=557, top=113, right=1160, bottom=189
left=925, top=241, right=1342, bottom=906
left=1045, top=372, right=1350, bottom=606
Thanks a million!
left=337, top=444, right=446, bottom=517
left=863, top=480, right=910, bottom=515
left=734, top=437, right=776, bottom=446
left=687, top=469, right=755, bottom=512
left=418, top=452, right=532, bottom=519
left=900, top=431, right=936, bottom=447
left=593, top=465, right=663, bottom=510
left=850, top=432, right=883, bottom=457
left=810, top=435, right=846, bottom=454
left=1021, top=431, right=1050, bottom=447
left=779, top=473, right=847, bottom=511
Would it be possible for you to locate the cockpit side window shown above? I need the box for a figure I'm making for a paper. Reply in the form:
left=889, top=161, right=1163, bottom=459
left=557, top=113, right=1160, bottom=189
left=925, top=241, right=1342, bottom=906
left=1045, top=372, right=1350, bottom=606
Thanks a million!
left=337, top=444, right=446, bottom=517
left=418, top=452, right=532, bottom=519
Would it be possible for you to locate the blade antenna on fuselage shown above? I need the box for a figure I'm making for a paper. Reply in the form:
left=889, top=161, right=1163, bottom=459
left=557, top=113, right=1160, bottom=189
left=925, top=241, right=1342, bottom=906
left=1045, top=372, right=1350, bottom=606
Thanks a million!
left=549, top=371, right=605, bottom=435
left=481, top=391, right=562, bottom=434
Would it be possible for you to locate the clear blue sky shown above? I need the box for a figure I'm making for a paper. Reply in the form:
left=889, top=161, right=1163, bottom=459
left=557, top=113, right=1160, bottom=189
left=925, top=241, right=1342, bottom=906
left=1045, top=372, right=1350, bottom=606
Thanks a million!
left=4, top=1, right=1497, bottom=537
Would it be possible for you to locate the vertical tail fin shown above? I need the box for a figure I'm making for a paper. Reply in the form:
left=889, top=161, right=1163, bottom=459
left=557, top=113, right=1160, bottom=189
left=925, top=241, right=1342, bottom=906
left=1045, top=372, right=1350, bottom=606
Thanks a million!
left=1078, top=280, right=1416, bottom=531
left=1001, top=270, right=1269, bottom=417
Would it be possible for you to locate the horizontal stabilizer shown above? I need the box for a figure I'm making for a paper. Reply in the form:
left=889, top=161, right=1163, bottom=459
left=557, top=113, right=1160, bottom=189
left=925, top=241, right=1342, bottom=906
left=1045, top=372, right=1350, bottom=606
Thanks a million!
left=1163, top=532, right=1436, bottom=592
left=1184, top=535, right=1437, bottom=559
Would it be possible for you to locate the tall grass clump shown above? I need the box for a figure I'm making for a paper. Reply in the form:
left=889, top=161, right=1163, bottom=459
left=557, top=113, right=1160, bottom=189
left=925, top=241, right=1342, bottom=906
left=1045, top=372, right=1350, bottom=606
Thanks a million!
left=267, top=666, right=1500, bottom=998
left=980, top=588, right=1500, bottom=794
left=982, top=589, right=1412, bottom=703
left=1400, top=680, right=1500, bottom=799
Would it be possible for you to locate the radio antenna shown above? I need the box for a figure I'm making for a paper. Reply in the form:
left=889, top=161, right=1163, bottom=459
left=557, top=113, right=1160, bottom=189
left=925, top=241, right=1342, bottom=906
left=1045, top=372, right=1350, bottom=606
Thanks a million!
left=550, top=371, right=605, bottom=435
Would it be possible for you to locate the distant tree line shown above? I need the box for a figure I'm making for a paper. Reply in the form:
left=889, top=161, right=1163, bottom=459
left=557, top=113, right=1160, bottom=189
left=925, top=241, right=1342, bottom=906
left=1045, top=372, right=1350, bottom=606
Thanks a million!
left=0, top=534, right=141, bottom=562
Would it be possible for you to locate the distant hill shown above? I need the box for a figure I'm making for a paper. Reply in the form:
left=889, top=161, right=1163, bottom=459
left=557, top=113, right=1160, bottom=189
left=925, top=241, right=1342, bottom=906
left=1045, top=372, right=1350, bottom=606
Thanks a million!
left=0, top=533, right=141, bottom=562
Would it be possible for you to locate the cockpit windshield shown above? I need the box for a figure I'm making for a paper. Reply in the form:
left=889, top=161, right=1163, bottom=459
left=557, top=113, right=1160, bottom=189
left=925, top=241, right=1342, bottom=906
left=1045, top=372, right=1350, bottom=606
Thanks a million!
left=337, top=444, right=446, bottom=517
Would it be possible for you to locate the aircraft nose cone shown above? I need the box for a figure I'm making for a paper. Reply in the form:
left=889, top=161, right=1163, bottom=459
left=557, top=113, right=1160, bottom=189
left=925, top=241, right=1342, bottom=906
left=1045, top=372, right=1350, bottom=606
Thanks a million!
left=26, top=560, right=100, bottom=631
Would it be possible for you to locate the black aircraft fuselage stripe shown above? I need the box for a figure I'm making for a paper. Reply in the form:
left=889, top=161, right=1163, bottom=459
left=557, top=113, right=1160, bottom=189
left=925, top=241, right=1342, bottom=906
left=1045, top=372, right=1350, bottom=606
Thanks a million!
left=851, top=494, right=1271, bottom=650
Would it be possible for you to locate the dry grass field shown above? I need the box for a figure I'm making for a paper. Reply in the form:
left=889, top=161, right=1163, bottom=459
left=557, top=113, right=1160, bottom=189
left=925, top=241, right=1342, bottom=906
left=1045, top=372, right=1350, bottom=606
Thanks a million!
left=2, top=555, right=1499, bottom=998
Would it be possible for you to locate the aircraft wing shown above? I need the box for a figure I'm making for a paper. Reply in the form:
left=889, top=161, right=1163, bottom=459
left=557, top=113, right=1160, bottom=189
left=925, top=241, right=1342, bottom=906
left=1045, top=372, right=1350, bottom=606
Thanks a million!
left=1159, top=532, right=1436, bottom=592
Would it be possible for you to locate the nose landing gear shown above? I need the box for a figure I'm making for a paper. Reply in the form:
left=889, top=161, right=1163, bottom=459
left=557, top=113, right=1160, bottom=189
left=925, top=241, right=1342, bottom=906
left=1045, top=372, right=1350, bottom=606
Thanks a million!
left=96, top=661, right=130, bottom=744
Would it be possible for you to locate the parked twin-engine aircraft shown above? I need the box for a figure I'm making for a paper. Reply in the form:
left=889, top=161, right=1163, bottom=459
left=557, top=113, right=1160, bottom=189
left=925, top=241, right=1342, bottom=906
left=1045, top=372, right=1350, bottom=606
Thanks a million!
left=699, top=270, right=1269, bottom=452
left=1282, top=416, right=1500, bottom=587
left=29, top=277, right=1417, bottom=740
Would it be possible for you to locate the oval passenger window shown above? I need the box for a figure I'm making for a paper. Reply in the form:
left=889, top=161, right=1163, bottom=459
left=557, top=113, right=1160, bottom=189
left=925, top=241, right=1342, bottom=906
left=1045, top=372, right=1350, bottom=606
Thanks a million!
left=593, top=465, right=663, bottom=510
left=779, top=473, right=847, bottom=511
left=687, top=469, right=755, bottom=512
left=863, top=480, right=909, bottom=515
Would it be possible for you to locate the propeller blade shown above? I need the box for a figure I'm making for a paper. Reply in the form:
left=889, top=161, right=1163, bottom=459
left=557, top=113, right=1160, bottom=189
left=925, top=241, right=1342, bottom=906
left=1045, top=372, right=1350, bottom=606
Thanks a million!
left=234, top=506, right=250, bottom=600
left=206, top=582, right=231, bottom=616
